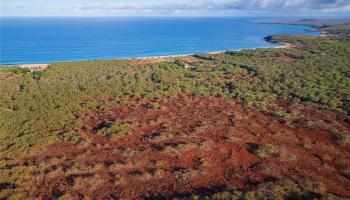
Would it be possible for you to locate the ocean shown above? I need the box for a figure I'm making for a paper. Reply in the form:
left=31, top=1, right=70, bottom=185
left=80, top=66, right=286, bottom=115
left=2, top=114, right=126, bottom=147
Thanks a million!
left=0, top=17, right=319, bottom=65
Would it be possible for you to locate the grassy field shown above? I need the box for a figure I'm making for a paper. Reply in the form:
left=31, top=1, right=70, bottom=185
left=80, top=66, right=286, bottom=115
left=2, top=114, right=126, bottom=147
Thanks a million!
left=0, top=31, right=349, bottom=199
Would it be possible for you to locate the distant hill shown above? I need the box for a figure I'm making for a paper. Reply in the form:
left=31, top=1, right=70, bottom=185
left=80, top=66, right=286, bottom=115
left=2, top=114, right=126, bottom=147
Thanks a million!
left=254, top=19, right=350, bottom=31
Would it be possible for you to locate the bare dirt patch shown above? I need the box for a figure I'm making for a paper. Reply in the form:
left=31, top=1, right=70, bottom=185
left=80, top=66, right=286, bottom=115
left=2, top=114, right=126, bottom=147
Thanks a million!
left=131, top=55, right=203, bottom=66
left=19, top=64, right=49, bottom=72
left=21, top=94, right=350, bottom=199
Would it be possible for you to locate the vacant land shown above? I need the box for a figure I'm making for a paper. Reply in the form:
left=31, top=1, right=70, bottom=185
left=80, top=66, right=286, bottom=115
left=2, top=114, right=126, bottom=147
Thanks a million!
left=0, top=30, right=350, bottom=199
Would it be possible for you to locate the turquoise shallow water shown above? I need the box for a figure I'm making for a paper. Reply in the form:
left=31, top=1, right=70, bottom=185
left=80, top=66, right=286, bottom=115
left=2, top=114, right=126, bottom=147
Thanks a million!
left=0, top=17, right=319, bottom=65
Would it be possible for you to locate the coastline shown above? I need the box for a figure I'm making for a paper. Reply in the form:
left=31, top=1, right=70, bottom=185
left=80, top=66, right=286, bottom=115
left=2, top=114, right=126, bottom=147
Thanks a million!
left=12, top=43, right=291, bottom=69
left=2, top=17, right=350, bottom=200
left=2, top=18, right=333, bottom=67
left=3, top=21, right=323, bottom=67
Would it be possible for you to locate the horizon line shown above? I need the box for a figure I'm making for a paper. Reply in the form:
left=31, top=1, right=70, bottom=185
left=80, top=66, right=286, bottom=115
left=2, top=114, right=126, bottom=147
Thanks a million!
left=1, top=15, right=350, bottom=18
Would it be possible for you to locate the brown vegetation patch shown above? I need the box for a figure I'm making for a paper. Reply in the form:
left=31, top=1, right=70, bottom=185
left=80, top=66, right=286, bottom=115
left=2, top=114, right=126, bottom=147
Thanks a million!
left=180, top=55, right=205, bottom=63
left=21, top=94, right=350, bottom=199
left=276, top=55, right=297, bottom=62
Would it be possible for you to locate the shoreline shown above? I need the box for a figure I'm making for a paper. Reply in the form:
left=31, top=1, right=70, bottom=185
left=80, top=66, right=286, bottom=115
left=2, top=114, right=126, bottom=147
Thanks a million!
left=8, top=43, right=290, bottom=69
left=3, top=21, right=322, bottom=67
left=2, top=19, right=335, bottom=68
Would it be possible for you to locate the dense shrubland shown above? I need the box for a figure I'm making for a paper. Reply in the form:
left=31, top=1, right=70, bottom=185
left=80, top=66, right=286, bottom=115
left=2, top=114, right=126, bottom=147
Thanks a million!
left=1, top=32, right=349, bottom=153
left=328, top=30, right=350, bottom=42
left=198, top=35, right=350, bottom=114
left=0, top=31, right=350, bottom=199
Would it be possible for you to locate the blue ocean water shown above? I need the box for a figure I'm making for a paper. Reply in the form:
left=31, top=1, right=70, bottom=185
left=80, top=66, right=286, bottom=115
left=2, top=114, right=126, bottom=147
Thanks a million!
left=0, top=17, right=319, bottom=65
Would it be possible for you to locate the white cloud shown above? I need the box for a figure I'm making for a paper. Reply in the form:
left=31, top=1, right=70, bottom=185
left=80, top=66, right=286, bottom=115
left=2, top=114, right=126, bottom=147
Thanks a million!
left=1, top=0, right=350, bottom=16
left=71, top=0, right=350, bottom=12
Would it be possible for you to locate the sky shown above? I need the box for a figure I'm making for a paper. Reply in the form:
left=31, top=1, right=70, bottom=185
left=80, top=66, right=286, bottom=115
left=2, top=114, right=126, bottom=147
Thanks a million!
left=1, top=0, right=350, bottom=17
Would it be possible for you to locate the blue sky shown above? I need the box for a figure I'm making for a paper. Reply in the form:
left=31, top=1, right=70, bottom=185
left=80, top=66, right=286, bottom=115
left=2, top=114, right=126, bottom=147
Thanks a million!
left=1, top=0, right=350, bottom=17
